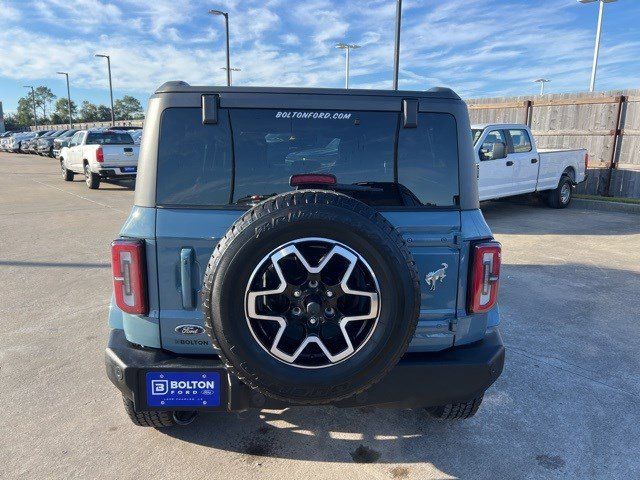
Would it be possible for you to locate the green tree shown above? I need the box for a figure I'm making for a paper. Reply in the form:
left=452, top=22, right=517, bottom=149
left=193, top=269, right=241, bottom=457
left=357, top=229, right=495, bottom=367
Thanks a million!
left=16, top=96, right=36, bottom=127
left=113, top=95, right=143, bottom=120
left=51, top=98, right=77, bottom=125
left=96, top=104, right=112, bottom=121
left=79, top=101, right=99, bottom=122
left=34, top=86, right=56, bottom=121
left=4, top=113, right=25, bottom=131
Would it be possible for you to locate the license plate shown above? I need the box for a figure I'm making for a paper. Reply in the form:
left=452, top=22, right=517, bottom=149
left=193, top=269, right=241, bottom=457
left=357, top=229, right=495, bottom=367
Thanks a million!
left=121, top=167, right=136, bottom=173
left=146, top=371, right=221, bottom=407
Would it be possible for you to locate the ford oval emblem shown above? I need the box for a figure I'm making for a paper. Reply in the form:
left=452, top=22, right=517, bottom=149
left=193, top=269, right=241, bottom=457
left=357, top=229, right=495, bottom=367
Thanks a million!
left=175, top=324, right=205, bottom=335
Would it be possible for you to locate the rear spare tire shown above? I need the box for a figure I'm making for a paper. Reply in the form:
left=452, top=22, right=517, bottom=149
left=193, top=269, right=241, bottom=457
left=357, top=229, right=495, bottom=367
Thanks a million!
left=202, top=190, right=420, bottom=405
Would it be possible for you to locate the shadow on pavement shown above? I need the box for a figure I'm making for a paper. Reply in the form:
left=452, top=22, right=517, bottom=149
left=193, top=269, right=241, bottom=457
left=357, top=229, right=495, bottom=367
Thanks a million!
left=482, top=197, right=640, bottom=236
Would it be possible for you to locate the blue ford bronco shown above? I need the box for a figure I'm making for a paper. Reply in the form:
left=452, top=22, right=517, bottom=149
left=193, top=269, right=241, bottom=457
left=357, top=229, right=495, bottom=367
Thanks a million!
left=105, top=82, right=505, bottom=427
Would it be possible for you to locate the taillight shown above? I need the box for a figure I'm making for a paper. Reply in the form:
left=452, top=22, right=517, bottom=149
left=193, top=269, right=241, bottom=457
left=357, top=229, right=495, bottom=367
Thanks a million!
left=111, top=238, right=148, bottom=314
left=468, top=241, right=501, bottom=313
left=96, top=146, right=104, bottom=163
left=584, top=152, right=589, bottom=171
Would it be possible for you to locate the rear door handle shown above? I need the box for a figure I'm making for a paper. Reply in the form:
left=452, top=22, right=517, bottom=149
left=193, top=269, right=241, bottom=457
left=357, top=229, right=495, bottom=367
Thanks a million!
left=506, top=161, right=514, bottom=166
left=180, top=247, right=195, bottom=309
left=531, top=158, right=538, bottom=164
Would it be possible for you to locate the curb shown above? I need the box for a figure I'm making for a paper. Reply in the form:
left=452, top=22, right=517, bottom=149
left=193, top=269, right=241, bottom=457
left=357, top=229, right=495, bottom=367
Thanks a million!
left=571, top=198, right=640, bottom=215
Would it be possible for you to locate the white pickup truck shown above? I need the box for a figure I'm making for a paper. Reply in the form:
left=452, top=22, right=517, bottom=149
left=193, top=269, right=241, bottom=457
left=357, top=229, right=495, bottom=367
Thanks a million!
left=472, top=124, right=587, bottom=208
left=59, top=129, right=140, bottom=189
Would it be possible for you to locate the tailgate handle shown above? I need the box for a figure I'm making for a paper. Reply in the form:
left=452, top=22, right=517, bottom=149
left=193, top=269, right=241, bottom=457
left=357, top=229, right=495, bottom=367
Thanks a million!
left=124, top=147, right=133, bottom=152
left=180, top=248, right=195, bottom=309
left=531, top=158, right=538, bottom=164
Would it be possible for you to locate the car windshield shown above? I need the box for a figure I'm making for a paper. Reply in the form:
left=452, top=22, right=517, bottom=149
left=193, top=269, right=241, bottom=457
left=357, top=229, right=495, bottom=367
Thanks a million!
left=86, top=131, right=134, bottom=145
left=156, top=107, right=459, bottom=208
left=472, top=129, right=483, bottom=145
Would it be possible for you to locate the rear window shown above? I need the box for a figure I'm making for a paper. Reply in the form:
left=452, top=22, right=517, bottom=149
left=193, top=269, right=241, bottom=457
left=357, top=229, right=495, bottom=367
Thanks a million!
left=156, top=107, right=459, bottom=208
left=86, top=131, right=134, bottom=145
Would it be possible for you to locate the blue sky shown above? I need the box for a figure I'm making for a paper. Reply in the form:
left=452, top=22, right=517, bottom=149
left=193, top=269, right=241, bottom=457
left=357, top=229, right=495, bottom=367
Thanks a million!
left=1, top=0, right=639, bottom=114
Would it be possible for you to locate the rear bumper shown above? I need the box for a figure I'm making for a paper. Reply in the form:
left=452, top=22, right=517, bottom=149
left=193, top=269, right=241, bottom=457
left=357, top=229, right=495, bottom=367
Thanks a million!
left=106, top=328, right=505, bottom=412
left=97, top=167, right=137, bottom=179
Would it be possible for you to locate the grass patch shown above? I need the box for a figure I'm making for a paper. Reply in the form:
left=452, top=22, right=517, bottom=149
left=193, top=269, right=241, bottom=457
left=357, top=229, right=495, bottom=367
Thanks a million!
left=575, top=194, right=640, bottom=205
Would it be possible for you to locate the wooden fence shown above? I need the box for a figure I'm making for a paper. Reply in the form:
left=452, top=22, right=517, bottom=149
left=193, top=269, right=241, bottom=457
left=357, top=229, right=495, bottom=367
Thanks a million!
left=29, top=89, right=640, bottom=198
left=467, top=89, right=640, bottom=198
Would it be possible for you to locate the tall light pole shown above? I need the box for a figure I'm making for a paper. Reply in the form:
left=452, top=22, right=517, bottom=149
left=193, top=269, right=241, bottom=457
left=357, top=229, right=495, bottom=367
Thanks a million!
left=209, top=9, right=231, bottom=86
left=578, top=0, right=617, bottom=92
left=95, top=54, right=115, bottom=125
left=534, top=78, right=551, bottom=95
left=335, top=43, right=360, bottom=89
left=220, top=67, right=241, bottom=85
left=23, top=85, right=37, bottom=129
left=57, top=72, right=73, bottom=128
left=392, top=0, right=402, bottom=90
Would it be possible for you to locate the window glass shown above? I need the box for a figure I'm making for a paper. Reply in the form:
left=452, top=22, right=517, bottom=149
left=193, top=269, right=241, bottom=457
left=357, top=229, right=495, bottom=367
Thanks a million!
left=155, top=107, right=462, bottom=208
left=230, top=109, right=396, bottom=202
left=472, top=129, right=483, bottom=145
left=156, top=108, right=232, bottom=206
left=86, top=131, right=134, bottom=145
left=397, top=113, right=459, bottom=206
left=69, top=132, right=82, bottom=145
left=480, top=130, right=506, bottom=160
left=508, top=129, right=532, bottom=153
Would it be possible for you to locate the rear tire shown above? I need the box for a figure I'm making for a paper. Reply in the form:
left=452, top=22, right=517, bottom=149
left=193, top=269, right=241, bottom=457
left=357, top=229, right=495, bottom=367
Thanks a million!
left=122, top=396, right=198, bottom=428
left=425, top=395, right=484, bottom=420
left=546, top=175, right=572, bottom=209
left=84, top=163, right=100, bottom=189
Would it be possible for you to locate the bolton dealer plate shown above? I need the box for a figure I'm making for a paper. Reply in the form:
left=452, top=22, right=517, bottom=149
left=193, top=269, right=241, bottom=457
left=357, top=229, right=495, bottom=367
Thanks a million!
left=146, top=371, right=221, bottom=407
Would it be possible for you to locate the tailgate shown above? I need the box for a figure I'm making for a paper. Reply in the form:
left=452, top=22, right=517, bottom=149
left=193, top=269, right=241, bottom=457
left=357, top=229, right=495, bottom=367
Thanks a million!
left=102, top=145, right=139, bottom=166
left=155, top=208, right=461, bottom=355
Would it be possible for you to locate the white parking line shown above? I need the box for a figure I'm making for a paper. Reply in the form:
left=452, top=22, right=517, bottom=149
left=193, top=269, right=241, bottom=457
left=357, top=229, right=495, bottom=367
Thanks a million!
left=29, top=178, right=127, bottom=213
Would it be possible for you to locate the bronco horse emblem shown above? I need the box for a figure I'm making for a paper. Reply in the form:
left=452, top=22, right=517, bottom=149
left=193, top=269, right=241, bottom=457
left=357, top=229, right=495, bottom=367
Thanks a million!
left=425, top=263, right=448, bottom=291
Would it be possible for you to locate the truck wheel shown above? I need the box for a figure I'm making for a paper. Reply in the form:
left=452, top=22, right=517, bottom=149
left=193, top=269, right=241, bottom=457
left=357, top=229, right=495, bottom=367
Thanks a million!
left=202, top=190, right=420, bottom=405
left=122, top=396, right=197, bottom=428
left=84, top=163, right=100, bottom=189
left=425, top=395, right=484, bottom=420
left=61, top=161, right=74, bottom=181
left=546, top=175, right=572, bottom=209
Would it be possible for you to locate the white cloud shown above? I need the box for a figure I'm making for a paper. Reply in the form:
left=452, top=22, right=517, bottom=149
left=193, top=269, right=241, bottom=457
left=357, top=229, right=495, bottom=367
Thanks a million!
left=280, top=33, right=300, bottom=46
left=0, top=0, right=638, bottom=108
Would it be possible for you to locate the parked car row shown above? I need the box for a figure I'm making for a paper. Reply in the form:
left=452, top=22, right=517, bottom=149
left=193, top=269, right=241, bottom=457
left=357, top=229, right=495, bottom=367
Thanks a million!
left=1, top=127, right=141, bottom=190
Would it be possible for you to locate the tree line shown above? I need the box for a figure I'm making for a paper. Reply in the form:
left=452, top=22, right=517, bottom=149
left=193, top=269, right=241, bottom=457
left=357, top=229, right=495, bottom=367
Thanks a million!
left=4, top=86, right=144, bottom=130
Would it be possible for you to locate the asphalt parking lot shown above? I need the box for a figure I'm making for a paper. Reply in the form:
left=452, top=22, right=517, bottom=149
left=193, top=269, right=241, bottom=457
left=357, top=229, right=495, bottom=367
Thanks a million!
left=1, top=151, right=638, bottom=479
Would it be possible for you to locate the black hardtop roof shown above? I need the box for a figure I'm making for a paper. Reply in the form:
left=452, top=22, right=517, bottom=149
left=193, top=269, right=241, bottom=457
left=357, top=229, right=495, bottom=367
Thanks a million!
left=154, top=80, right=461, bottom=100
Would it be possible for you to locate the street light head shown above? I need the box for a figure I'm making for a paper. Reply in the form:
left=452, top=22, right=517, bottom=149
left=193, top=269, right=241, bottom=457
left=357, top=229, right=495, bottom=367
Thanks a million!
left=95, top=53, right=109, bottom=58
left=209, top=9, right=227, bottom=16
left=534, top=78, right=550, bottom=83
left=57, top=71, right=67, bottom=75
left=336, top=42, right=360, bottom=49
left=23, top=85, right=33, bottom=88
left=578, top=0, right=617, bottom=3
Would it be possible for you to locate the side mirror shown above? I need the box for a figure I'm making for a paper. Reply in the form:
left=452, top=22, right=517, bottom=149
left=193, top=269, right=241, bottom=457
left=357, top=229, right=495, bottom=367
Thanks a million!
left=492, top=142, right=507, bottom=160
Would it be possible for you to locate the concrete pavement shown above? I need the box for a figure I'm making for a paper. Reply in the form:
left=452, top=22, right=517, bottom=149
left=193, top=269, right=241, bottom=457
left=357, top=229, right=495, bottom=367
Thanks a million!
left=0, top=151, right=638, bottom=479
